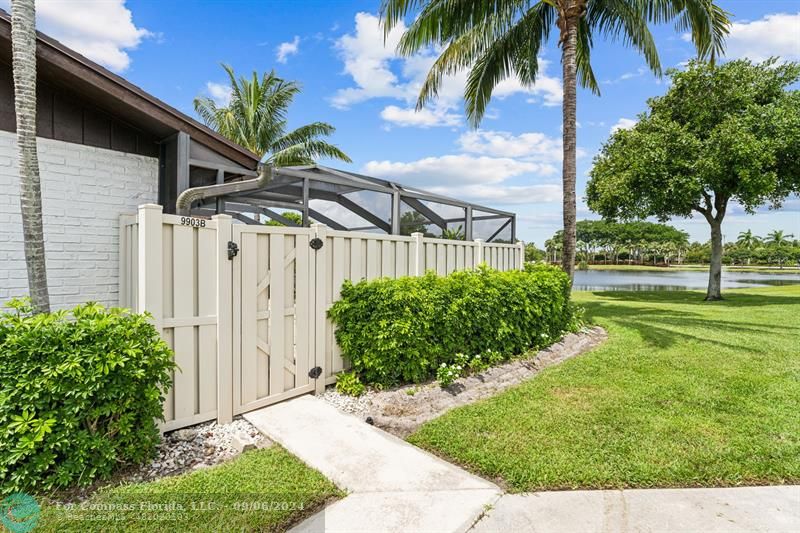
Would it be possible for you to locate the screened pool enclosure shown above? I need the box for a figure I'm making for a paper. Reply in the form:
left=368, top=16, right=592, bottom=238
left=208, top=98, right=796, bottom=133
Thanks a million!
left=181, top=165, right=517, bottom=243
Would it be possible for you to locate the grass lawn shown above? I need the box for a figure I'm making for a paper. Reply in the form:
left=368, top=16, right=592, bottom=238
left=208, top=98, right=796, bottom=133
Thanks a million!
left=408, top=286, right=800, bottom=492
left=37, top=446, right=343, bottom=532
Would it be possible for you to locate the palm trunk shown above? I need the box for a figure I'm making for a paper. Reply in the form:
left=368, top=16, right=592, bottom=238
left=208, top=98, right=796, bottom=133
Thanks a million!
left=11, top=0, right=49, bottom=313
left=559, top=9, right=579, bottom=282
left=706, top=221, right=723, bottom=300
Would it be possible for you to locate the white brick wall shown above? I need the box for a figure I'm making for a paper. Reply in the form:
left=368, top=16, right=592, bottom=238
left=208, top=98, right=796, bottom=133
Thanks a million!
left=0, top=130, right=158, bottom=309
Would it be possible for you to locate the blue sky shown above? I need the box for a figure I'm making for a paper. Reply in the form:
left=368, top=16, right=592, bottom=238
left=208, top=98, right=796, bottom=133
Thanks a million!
left=7, top=0, right=800, bottom=246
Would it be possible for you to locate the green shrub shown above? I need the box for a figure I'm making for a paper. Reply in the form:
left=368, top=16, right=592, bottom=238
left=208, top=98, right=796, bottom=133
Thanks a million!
left=436, top=362, right=461, bottom=387
left=436, top=353, right=469, bottom=387
left=329, top=265, right=575, bottom=387
left=0, top=299, right=175, bottom=495
left=335, top=371, right=365, bottom=397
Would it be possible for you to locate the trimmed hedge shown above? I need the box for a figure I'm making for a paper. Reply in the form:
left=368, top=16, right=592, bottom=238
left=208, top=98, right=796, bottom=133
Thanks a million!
left=0, top=299, right=175, bottom=495
left=328, top=264, right=578, bottom=387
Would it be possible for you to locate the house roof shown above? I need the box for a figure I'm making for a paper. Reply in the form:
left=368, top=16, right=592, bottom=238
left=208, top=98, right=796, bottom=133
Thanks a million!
left=0, top=8, right=259, bottom=169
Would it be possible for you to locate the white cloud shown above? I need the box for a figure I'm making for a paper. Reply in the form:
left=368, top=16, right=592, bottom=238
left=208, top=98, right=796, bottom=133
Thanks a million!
left=330, top=12, right=407, bottom=108
left=610, top=118, right=637, bottom=134
left=360, top=125, right=582, bottom=205
left=331, top=12, right=563, bottom=126
left=0, top=0, right=152, bottom=72
left=205, top=82, right=232, bottom=106
left=683, top=12, right=800, bottom=62
left=276, top=36, right=300, bottom=64
left=364, top=155, right=553, bottom=187
left=459, top=130, right=564, bottom=161
left=380, top=105, right=461, bottom=128
left=429, top=183, right=562, bottom=205
left=602, top=66, right=647, bottom=85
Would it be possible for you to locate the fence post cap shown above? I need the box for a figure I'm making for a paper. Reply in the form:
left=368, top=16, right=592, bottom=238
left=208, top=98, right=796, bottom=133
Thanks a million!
left=474, top=238, right=484, bottom=243
left=212, top=213, right=232, bottom=220
left=138, top=203, right=163, bottom=211
left=410, top=232, right=424, bottom=238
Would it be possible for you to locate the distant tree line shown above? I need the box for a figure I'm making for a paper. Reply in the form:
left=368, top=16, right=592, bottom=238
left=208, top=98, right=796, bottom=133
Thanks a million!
left=541, top=220, right=689, bottom=265
left=532, top=221, right=798, bottom=268
left=715, top=230, right=797, bottom=268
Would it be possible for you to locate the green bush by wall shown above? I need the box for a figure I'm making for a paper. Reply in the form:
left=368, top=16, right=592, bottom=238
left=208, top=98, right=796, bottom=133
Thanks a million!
left=328, top=264, right=578, bottom=387
left=0, top=299, right=175, bottom=495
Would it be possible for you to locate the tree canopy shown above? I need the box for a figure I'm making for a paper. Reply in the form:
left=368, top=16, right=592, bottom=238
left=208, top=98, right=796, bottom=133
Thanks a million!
left=587, top=59, right=800, bottom=298
left=545, top=220, right=689, bottom=264
left=194, top=65, right=351, bottom=166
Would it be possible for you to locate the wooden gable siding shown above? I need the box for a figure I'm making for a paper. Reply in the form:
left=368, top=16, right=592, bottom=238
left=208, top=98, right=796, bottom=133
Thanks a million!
left=0, top=61, right=159, bottom=157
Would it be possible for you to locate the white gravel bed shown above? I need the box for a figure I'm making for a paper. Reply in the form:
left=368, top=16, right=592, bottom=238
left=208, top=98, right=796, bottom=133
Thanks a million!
left=318, top=388, right=375, bottom=417
left=128, top=418, right=271, bottom=482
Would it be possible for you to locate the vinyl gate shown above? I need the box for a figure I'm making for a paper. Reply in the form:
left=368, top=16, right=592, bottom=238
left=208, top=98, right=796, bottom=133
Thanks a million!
left=120, top=204, right=525, bottom=431
left=232, top=225, right=317, bottom=414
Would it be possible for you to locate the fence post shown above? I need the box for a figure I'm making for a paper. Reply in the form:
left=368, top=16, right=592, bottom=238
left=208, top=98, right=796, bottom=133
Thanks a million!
left=518, top=240, right=526, bottom=270
left=411, top=232, right=424, bottom=276
left=137, top=204, right=163, bottom=331
left=119, top=215, right=128, bottom=308
left=312, top=224, right=328, bottom=394
left=474, top=238, right=484, bottom=267
left=213, top=214, right=234, bottom=424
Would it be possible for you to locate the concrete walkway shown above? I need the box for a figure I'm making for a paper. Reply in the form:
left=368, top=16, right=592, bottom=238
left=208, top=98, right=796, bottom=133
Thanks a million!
left=244, top=395, right=501, bottom=532
left=472, top=485, right=800, bottom=533
left=246, top=396, right=798, bottom=532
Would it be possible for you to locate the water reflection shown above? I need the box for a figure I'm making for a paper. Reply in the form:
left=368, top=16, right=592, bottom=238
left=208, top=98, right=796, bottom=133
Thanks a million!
left=572, top=269, right=800, bottom=291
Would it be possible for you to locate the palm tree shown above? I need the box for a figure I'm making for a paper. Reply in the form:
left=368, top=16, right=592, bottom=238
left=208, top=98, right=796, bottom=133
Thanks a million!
left=12, top=0, right=50, bottom=313
left=544, top=237, right=561, bottom=263
left=736, top=229, right=760, bottom=248
left=195, top=65, right=351, bottom=166
left=380, top=0, right=730, bottom=280
left=766, top=230, right=793, bottom=246
left=736, top=229, right=761, bottom=264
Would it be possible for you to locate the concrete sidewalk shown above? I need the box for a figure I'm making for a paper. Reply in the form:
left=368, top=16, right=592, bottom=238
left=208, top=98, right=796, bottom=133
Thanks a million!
left=244, top=395, right=501, bottom=532
left=472, top=485, right=800, bottom=533
left=246, top=396, right=798, bottom=532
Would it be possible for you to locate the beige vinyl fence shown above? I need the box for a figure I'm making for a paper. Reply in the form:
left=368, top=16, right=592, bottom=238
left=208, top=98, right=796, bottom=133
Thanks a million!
left=120, top=204, right=525, bottom=430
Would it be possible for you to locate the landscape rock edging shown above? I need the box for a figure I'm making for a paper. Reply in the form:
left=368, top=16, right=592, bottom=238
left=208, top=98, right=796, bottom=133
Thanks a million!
left=320, top=326, right=608, bottom=438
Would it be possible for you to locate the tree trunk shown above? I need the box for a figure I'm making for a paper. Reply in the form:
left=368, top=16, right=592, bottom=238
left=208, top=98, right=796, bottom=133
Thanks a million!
left=12, top=0, right=50, bottom=313
left=706, top=221, right=723, bottom=300
left=559, top=9, right=579, bottom=282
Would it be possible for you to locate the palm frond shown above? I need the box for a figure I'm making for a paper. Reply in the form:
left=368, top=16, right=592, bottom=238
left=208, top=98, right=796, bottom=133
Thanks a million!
left=194, top=97, right=221, bottom=129
left=576, top=18, right=600, bottom=95
left=271, top=122, right=338, bottom=153
left=645, top=0, right=730, bottom=61
left=394, top=0, right=524, bottom=56
left=674, top=0, right=730, bottom=61
left=271, top=140, right=352, bottom=167
left=587, top=0, right=662, bottom=77
left=463, top=5, right=552, bottom=127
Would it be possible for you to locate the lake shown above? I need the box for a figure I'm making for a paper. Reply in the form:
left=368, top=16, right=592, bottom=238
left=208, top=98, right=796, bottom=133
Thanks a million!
left=573, top=269, right=800, bottom=291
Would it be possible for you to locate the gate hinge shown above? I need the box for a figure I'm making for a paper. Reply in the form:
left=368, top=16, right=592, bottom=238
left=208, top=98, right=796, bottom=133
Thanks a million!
left=308, top=366, right=322, bottom=379
left=309, top=238, right=324, bottom=250
left=227, top=241, right=239, bottom=260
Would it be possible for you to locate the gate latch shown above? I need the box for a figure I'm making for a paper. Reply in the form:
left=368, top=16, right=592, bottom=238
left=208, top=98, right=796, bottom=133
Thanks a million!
left=308, top=366, right=322, bottom=379
left=227, top=241, right=239, bottom=260
left=309, top=238, right=324, bottom=250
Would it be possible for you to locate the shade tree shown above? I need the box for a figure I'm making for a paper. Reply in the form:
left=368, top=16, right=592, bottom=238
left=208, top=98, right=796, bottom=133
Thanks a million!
left=587, top=59, right=800, bottom=299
